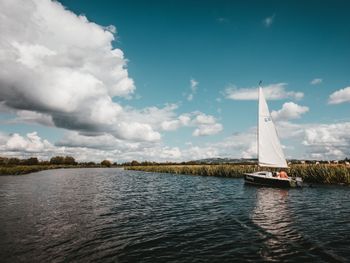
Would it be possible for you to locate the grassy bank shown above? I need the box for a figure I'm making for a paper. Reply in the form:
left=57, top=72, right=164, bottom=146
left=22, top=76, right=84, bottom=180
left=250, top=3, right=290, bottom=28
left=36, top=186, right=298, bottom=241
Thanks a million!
left=125, top=164, right=350, bottom=185
left=0, top=165, right=81, bottom=175
left=0, top=164, right=109, bottom=175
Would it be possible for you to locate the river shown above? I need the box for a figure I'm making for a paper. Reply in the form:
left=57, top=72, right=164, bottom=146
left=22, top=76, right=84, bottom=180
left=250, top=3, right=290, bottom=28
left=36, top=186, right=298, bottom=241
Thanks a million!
left=0, top=168, right=349, bottom=262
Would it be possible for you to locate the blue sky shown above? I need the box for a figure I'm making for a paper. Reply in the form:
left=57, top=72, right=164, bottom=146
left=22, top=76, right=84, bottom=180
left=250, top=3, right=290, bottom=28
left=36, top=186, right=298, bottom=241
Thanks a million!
left=0, top=0, right=349, bottom=161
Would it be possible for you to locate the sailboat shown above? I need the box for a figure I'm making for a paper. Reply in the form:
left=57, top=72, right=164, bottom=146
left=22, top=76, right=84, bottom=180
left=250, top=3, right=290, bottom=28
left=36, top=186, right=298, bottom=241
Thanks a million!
left=244, top=84, right=303, bottom=188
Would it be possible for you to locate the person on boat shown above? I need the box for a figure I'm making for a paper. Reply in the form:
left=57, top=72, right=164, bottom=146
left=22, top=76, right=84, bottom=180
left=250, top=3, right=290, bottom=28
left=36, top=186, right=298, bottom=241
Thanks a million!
left=278, top=171, right=289, bottom=179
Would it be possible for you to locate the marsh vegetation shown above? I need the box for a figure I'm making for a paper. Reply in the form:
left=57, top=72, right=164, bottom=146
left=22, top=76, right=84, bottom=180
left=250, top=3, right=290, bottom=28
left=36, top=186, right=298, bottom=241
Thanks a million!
left=125, top=164, right=350, bottom=185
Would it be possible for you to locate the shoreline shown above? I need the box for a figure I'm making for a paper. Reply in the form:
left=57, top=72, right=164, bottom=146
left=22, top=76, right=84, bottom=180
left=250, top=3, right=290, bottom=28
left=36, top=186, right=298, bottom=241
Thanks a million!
left=125, top=164, right=350, bottom=185
left=0, top=165, right=114, bottom=176
left=2, top=164, right=349, bottom=185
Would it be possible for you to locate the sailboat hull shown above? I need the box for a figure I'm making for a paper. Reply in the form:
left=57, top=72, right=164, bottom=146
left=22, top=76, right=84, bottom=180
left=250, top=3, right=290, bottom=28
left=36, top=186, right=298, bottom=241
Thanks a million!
left=244, top=172, right=302, bottom=188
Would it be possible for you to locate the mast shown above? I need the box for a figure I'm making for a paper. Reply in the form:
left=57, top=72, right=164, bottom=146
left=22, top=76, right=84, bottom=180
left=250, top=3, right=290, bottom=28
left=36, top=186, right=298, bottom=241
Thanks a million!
left=257, top=81, right=262, bottom=168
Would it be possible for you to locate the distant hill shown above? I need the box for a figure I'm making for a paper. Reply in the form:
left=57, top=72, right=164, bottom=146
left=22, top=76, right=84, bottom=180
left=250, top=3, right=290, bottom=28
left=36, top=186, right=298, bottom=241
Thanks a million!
left=194, top=158, right=258, bottom=164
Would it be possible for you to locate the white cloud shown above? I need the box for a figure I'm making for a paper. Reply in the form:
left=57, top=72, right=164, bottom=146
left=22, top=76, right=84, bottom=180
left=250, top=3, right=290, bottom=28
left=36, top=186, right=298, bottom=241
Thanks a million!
left=214, top=129, right=257, bottom=158
left=263, top=14, right=275, bottom=27
left=193, top=123, right=223, bottom=137
left=224, top=83, right=304, bottom=100
left=182, top=145, right=219, bottom=159
left=161, top=114, right=191, bottom=131
left=193, top=114, right=216, bottom=125
left=310, top=78, right=322, bottom=85
left=191, top=113, right=223, bottom=136
left=118, top=104, right=221, bottom=136
left=0, top=0, right=225, bottom=145
left=187, top=78, right=199, bottom=101
left=273, top=120, right=350, bottom=160
left=271, top=102, right=309, bottom=121
left=0, top=0, right=169, bottom=142
left=274, top=121, right=305, bottom=139
left=302, top=123, right=350, bottom=146
left=1, top=132, right=53, bottom=153
left=328, top=87, right=350, bottom=104
left=302, top=122, right=350, bottom=159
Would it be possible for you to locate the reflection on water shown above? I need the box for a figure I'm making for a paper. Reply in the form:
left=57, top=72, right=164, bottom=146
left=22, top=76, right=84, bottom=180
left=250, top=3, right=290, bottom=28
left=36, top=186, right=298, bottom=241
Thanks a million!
left=251, top=188, right=303, bottom=260
left=0, top=168, right=349, bottom=262
left=251, top=186, right=349, bottom=262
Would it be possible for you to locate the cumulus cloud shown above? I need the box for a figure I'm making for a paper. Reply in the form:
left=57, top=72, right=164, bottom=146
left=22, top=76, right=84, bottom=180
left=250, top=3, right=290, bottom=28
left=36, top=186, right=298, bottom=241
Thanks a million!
left=117, top=104, right=222, bottom=136
left=273, top=120, right=350, bottom=160
left=192, top=124, right=223, bottom=136
left=302, top=122, right=350, bottom=159
left=263, top=14, right=275, bottom=27
left=192, top=113, right=223, bottom=136
left=271, top=102, right=309, bottom=121
left=302, top=123, right=350, bottom=147
left=0, top=132, right=54, bottom=154
left=274, top=121, right=305, bottom=139
left=0, top=0, right=224, bottom=144
left=0, top=0, right=171, bottom=142
left=224, top=83, right=303, bottom=101
left=310, top=78, right=322, bottom=85
left=328, top=87, right=350, bottom=104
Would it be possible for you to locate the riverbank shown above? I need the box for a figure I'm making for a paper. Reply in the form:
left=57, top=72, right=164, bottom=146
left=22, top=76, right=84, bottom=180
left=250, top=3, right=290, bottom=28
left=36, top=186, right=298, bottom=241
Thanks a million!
left=2, top=164, right=349, bottom=185
left=125, top=164, right=350, bottom=185
left=0, top=164, right=103, bottom=175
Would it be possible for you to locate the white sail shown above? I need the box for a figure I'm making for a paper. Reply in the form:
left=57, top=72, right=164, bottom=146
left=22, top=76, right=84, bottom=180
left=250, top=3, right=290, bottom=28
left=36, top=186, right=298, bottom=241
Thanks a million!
left=258, top=87, right=288, bottom=168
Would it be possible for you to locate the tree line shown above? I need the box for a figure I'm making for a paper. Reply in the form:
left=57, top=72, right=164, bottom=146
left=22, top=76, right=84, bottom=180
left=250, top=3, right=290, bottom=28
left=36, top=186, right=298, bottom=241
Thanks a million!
left=0, top=156, right=114, bottom=167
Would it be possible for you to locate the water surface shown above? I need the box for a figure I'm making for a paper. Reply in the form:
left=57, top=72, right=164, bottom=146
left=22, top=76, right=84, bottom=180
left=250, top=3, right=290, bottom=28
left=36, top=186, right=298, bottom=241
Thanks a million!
left=0, top=168, right=349, bottom=262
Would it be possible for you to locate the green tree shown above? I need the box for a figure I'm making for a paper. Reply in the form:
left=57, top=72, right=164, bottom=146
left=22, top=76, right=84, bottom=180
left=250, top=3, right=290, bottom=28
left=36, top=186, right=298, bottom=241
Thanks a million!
left=101, top=160, right=112, bottom=167
left=22, top=157, right=39, bottom=165
left=130, top=160, right=140, bottom=166
left=64, top=156, right=76, bottom=165
left=0, top=157, right=8, bottom=165
left=50, top=156, right=65, bottom=165
left=8, top=158, right=20, bottom=165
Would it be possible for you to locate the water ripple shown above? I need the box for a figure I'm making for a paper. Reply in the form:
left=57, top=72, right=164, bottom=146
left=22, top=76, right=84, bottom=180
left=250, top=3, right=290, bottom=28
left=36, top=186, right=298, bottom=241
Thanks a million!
left=0, top=168, right=349, bottom=262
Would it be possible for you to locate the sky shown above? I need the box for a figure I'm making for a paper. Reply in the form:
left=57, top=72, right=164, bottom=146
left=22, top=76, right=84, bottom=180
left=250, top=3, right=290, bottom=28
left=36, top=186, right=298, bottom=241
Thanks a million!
left=0, top=0, right=349, bottom=162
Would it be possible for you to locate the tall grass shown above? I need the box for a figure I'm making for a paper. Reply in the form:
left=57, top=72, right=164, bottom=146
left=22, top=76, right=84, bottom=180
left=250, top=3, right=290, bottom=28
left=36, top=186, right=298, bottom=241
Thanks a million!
left=125, top=164, right=350, bottom=185
left=0, top=165, right=62, bottom=175
left=0, top=164, right=100, bottom=175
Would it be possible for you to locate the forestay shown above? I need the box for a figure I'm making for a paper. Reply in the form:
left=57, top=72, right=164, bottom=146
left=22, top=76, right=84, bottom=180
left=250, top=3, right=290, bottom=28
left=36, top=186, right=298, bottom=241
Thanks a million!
left=258, top=87, right=288, bottom=168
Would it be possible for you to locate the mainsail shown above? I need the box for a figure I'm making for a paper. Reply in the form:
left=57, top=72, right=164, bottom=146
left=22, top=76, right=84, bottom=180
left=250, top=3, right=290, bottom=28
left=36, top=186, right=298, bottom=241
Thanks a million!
left=258, top=87, right=288, bottom=168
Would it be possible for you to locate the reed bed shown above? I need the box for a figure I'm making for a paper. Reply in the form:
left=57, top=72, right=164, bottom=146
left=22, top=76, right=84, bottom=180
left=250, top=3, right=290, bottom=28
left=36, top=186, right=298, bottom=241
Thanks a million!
left=125, top=164, right=350, bottom=185
left=0, top=165, right=61, bottom=175
left=0, top=164, right=97, bottom=175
